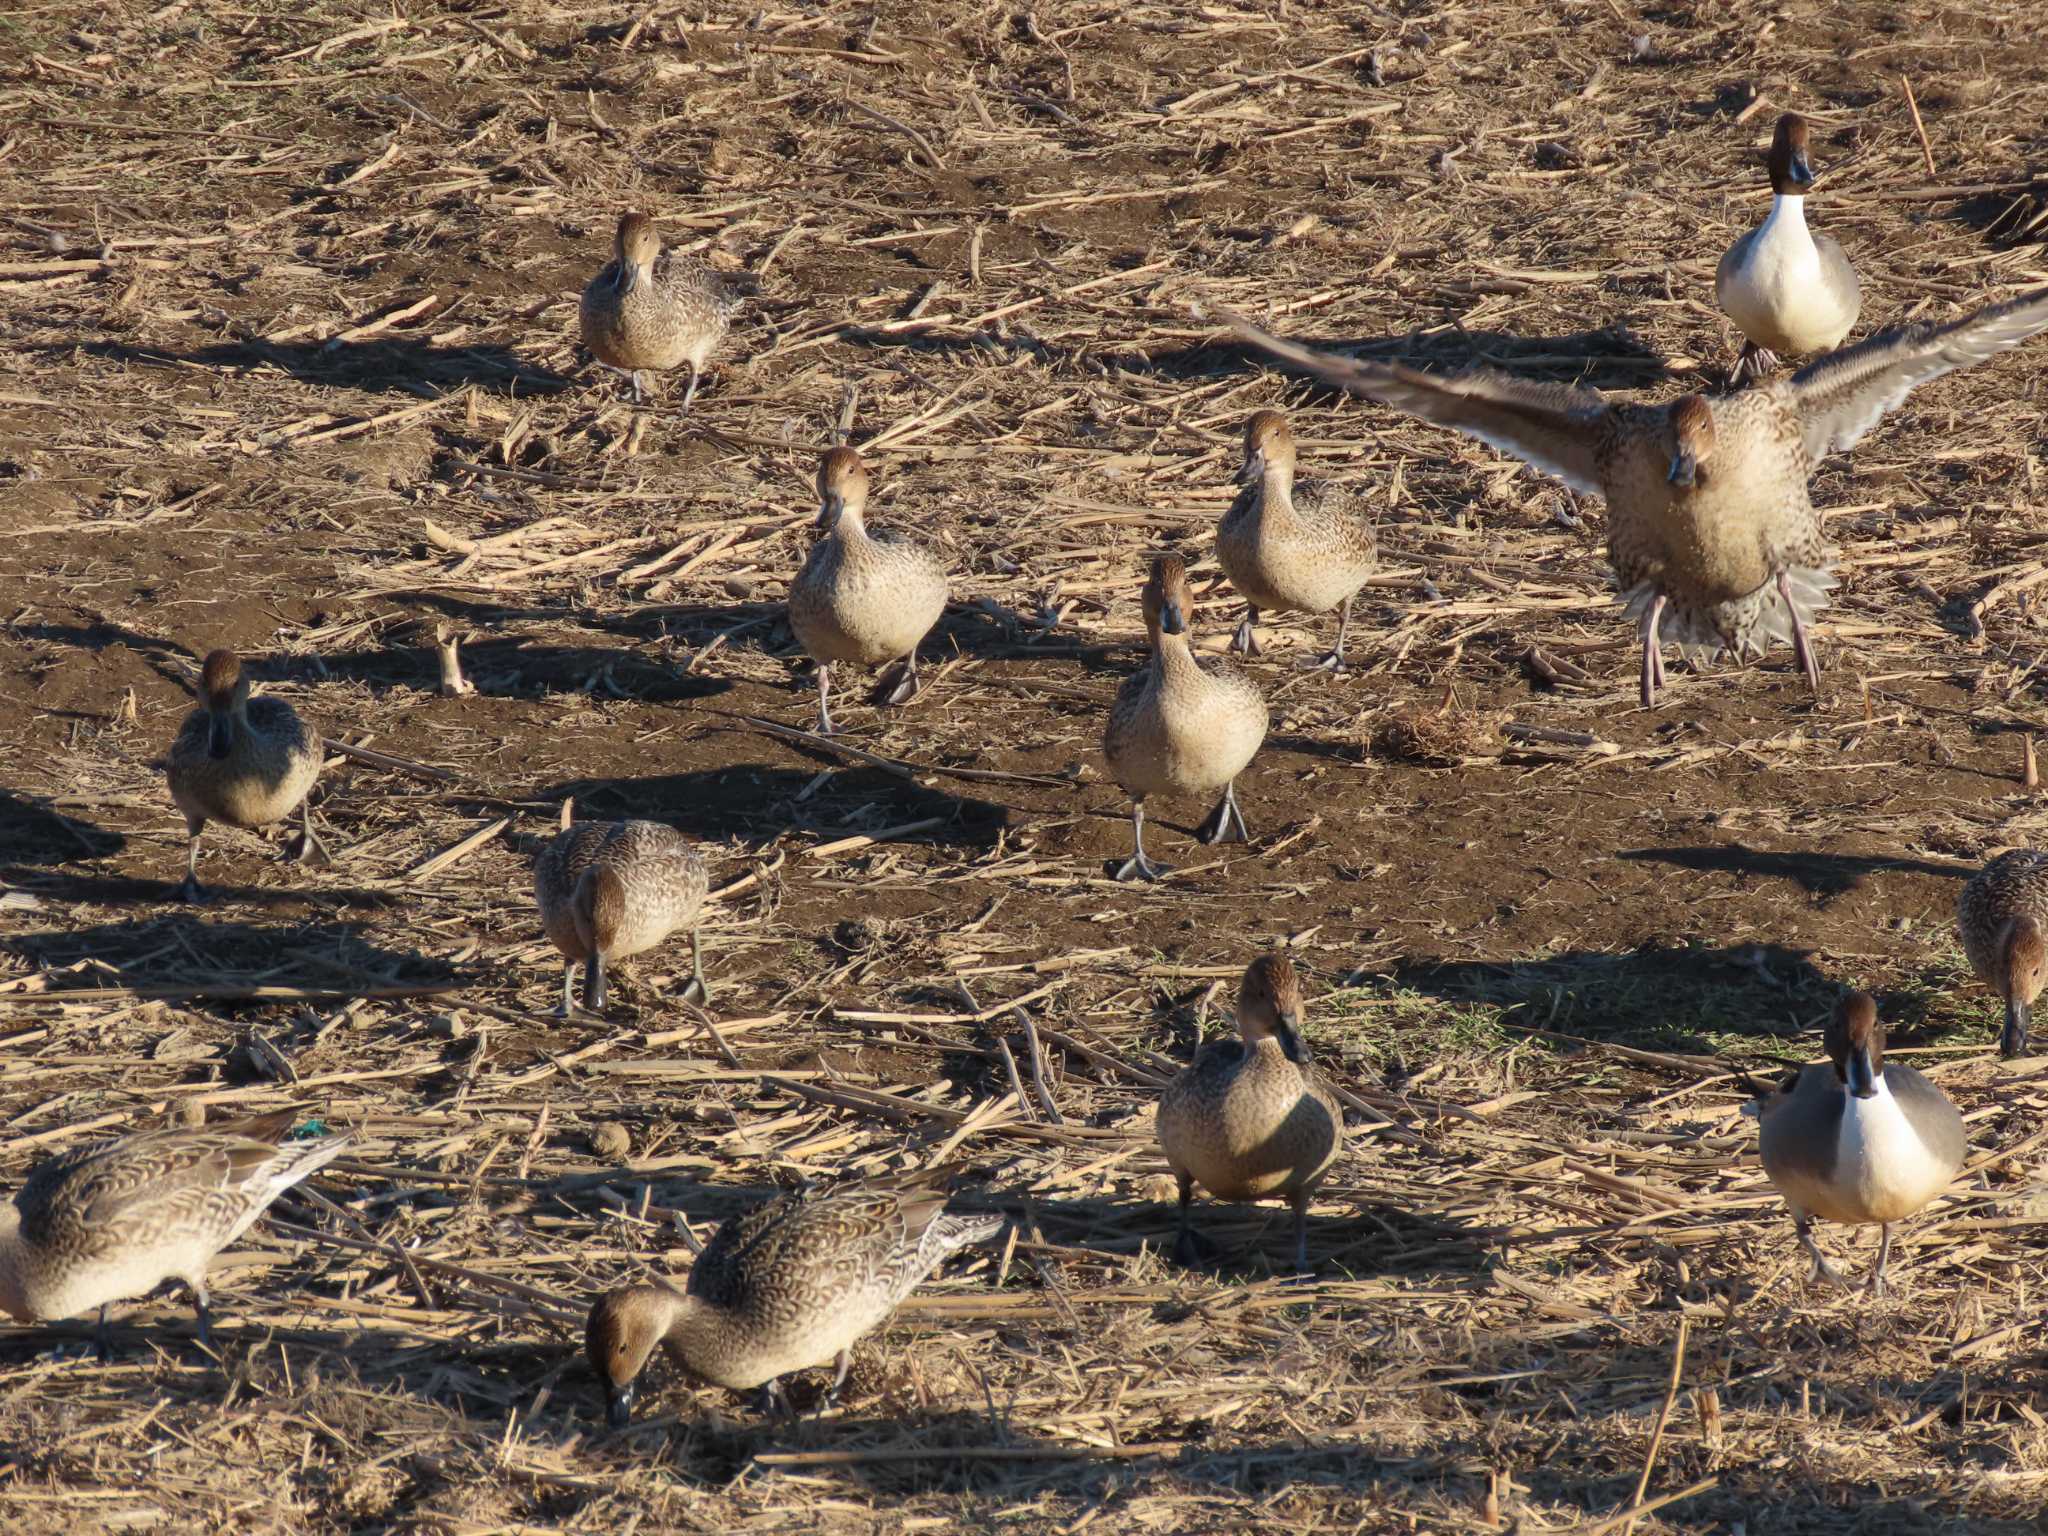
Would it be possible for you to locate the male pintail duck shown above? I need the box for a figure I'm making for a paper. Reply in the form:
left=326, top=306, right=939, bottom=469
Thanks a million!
left=1156, top=955, right=1344, bottom=1273
left=0, top=1110, right=351, bottom=1348
left=534, top=819, right=709, bottom=1015
left=787, top=446, right=950, bottom=734
left=580, top=211, right=750, bottom=409
left=1756, top=992, right=1964, bottom=1294
left=585, top=1173, right=1003, bottom=1425
left=165, top=648, right=326, bottom=902
left=1716, top=113, right=1862, bottom=384
left=1103, top=553, right=1269, bottom=882
left=1957, top=848, right=2048, bottom=1057
left=1216, top=410, right=1378, bottom=671
left=1223, top=287, right=2048, bottom=708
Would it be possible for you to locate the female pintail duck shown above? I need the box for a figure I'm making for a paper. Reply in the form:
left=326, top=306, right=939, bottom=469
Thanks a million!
left=1156, top=955, right=1344, bottom=1274
left=1756, top=992, right=1964, bottom=1294
left=1716, top=113, right=1862, bottom=384
left=0, top=1110, right=351, bottom=1348
left=534, top=819, right=709, bottom=1015
left=787, top=446, right=950, bottom=735
left=165, top=648, right=326, bottom=902
left=585, top=1173, right=1003, bottom=1425
left=1224, top=286, right=2048, bottom=708
left=1103, top=554, right=1269, bottom=882
left=1215, top=410, right=1378, bottom=671
left=1957, top=848, right=2048, bottom=1057
left=580, top=211, right=750, bottom=409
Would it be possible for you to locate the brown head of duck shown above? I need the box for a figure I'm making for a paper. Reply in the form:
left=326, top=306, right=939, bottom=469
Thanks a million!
left=1142, top=552, right=1197, bottom=652
left=1825, top=990, right=1885, bottom=1099
left=815, top=445, right=870, bottom=534
left=1664, top=395, right=1718, bottom=492
left=1767, top=112, right=1817, bottom=196
left=1238, top=953, right=1308, bottom=1065
left=1238, top=410, right=1297, bottom=490
left=1997, top=913, right=2046, bottom=1058
left=198, top=649, right=251, bottom=760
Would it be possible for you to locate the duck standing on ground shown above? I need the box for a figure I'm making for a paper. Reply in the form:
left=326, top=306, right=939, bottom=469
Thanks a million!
left=1215, top=410, right=1378, bottom=671
left=1957, top=848, right=2048, bottom=1058
left=534, top=819, right=709, bottom=1015
left=0, top=1111, right=352, bottom=1349
left=788, top=446, right=950, bottom=735
left=585, top=1173, right=1003, bottom=1425
left=1223, top=286, right=2048, bottom=708
left=580, top=211, right=749, bottom=409
left=1756, top=992, right=1965, bottom=1294
left=1716, top=112, right=1862, bottom=385
left=1103, top=553, right=1269, bottom=882
left=165, top=648, right=326, bottom=902
left=1156, top=955, right=1344, bottom=1274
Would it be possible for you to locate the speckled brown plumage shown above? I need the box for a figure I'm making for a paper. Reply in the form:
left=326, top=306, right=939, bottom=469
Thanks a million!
left=1958, top=848, right=2048, bottom=1058
left=1156, top=956, right=1343, bottom=1273
left=1215, top=410, right=1377, bottom=669
left=787, top=446, right=949, bottom=734
left=164, top=649, right=325, bottom=902
left=584, top=1173, right=1004, bottom=1423
left=533, top=819, right=709, bottom=1015
left=0, top=1111, right=352, bottom=1341
left=1103, top=553, right=1269, bottom=882
left=580, top=211, right=750, bottom=409
left=1226, top=287, right=2048, bottom=708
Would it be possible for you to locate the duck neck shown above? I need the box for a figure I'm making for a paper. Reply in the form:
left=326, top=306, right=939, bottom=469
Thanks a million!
left=1758, top=193, right=1812, bottom=250
left=658, top=1290, right=729, bottom=1374
left=831, top=503, right=870, bottom=548
left=1154, top=631, right=1203, bottom=682
left=1258, top=459, right=1298, bottom=521
left=0, top=1205, right=26, bottom=1323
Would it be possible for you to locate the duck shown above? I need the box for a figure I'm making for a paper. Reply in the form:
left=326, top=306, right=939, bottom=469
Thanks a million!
left=164, top=648, right=326, bottom=903
left=0, top=1110, right=352, bottom=1349
left=579, top=211, right=750, bottom=409
left=1215, top=410, right=1378, bottom=670
left=1716, top=112, right=1862, bottom=385
left=1102, top=553, right=1269, bottom=882
left=1156, top=955, right=1344, bottom=1274
left=1756, top=992, right=1964, bottom=1294
left=787, top=446, right=950, bottom=735
left=1956, top=848, right=2048, bottom=1057
left=1222, top=286, right=2048, bottom=708
left=585, top=1173, right=1004, bottom=1425
left=534, top=819, right=709, bottom=1015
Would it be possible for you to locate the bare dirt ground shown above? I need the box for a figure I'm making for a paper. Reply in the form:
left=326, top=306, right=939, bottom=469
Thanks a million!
left=4, top=2, right=2048, bottom=1531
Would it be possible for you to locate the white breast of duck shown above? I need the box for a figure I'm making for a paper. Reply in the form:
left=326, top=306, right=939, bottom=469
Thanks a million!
left=1763, top=1065, right=1961, bottom=1226
left=1718, top=196, right=1856, bottom=356
left=1129, top=647, right=1267, bottom=797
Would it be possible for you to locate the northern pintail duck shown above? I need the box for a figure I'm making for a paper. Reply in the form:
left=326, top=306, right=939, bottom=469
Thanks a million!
left=580, top=211, right=749, bottom=409
left=1716, top=113, right=1862, bottom=384
left=1224, top=287, right=2048, bottom=707
left=1156, top=955, right=1344, bottom=1273
left=534, top=819, right=709, bottom=1015
left=1957, top=848, right=2048, bottom=1057
left=1102, top=553, right=1269, bottom=882
left=1215, top=410, right=1378, bottom=670
left=1756, top=992, right=1964, bottom=1294
left=787, top=446, right=950, bottom=735
left=165, top=648, right=326, bottom=902
left=0, top=1110, right=351, bottom=1347
left=585, top=1173, right=1003, bottom=1424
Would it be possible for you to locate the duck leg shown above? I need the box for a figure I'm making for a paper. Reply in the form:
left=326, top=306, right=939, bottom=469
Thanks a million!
left=1779, top=570, right=1821, bottom=694
left=556, top=963, right=578, bottom=1018
left=1728, top=341, right=1780, bottom=387
left=94, top=1303, right=114, bottom=1363
left=1170, top=1172, right=1215, bottom=1267
left=1639, top=592, right=1667, bottom=709
left=1868, top=1223, right=1894, bottom=1297
left=878, top=652, right=920, bottom=707
left=291, top=800, right=329, bottom=865
left=1195, top=780, right=1250, bottom=846
left=1229, top=606, right=1262, bottom=657
left=677, top=361, right=701, bottom=415
left=1794, top=1212, right=1846, bottom=1287
left=1114, top=800, right=1170, bottom=883
left=179, top=817, right=208, bottom=904
left=630, top=369, right=648, bottom=405
left=679, top=930, right=710, bottom=1008
left=1291, top=1191, right=1314, bottom=1276
left=1302, top=595, right=1353, bottom=674
left=189, top=1277, right=215, bottom=1350
left=813, top=662, right=837, bottom=736
left=756, top=1377, right=793, bottom=1419
left=821, top=1349, right=852, bottom=1411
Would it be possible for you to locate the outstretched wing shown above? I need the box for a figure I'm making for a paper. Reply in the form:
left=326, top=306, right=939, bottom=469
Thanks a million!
left=1790, top=285, right=2048, bottom=462
left=1219, top=311, right=1611, bottom=496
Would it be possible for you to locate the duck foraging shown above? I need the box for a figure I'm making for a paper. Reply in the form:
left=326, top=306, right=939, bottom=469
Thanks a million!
left=1957, top=848, right=2048, bottom=1058
left=534, top=819, right=710, bottom=1015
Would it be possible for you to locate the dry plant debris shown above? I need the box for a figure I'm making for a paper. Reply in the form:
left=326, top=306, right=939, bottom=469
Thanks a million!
left=4, top=2, right=2048, bottom=1533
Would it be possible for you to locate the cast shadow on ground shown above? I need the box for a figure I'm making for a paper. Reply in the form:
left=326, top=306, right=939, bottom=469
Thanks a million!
left=1145, top=321, right=1676, bottom=393
left=0, top=911, right=458, bottom=993
left=1618, top=843, right=1965, bottom=899
left=85, top=336, right=569, bottom=398
left=1, top=791, right=126, bottom=864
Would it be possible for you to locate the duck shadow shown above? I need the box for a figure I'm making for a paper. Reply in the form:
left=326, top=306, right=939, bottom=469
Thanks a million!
left=1386, top=943, right=1837, bottom=1049
left=1140, top=322, right=1676, bottom=392
left=1618, top=843, right=1965, bottom=899
left=536, top=759, right=1010, bottom=849
left=0, top=867, right=393, bottom=912
left=281, top=636, right=733, bottom=706
left=84, top=336, right=570, bottom=398
left=0, top=912, right=458, bottom=993
left=10, top=619, right=202, bottom=693
left=0, top=791, right=126, bottom=864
